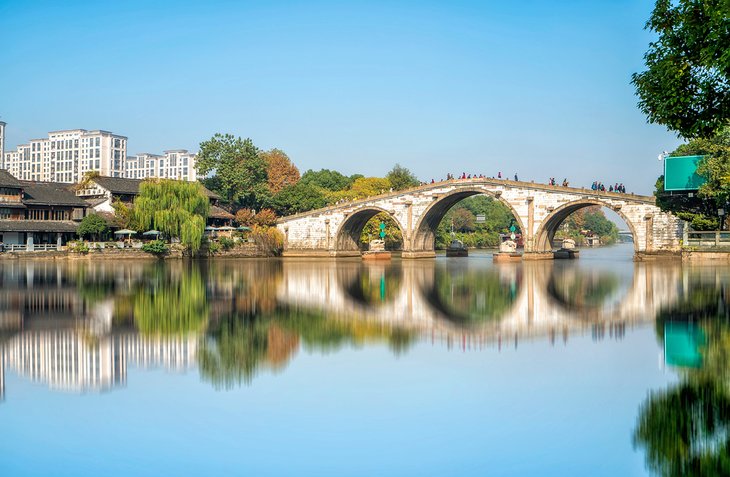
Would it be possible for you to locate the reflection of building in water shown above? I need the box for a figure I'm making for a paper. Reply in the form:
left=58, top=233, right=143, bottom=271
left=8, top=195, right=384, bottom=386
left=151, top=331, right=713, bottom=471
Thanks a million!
left=0, top=332, right=198, bottom=398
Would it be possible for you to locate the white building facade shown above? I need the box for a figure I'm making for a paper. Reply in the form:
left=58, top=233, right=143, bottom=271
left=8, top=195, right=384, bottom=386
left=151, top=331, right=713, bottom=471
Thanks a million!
left=0, top=121, right=5, bottom=166
left=2, top=124, right=198, bottom=183
left=2, top=129, right=127, bottom=183
left=125, top=149, right=197, bottom=181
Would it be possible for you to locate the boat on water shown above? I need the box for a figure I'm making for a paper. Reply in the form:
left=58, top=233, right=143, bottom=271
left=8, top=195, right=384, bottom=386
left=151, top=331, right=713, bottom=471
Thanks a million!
left=446, top=239, right=468, bottom=257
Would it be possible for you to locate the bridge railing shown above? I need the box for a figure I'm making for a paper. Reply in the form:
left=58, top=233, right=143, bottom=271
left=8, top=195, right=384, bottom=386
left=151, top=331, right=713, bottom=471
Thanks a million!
left=683, top=230, right=730, bottom=249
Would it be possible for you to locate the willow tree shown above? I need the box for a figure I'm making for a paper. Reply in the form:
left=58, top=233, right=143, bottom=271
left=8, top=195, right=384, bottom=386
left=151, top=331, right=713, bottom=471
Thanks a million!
left=133, top=179, right=210, bottom=253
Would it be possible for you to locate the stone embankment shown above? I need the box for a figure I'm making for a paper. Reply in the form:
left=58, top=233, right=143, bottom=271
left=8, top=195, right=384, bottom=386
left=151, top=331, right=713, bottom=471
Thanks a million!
left=0, top=242, right=274, bottom=260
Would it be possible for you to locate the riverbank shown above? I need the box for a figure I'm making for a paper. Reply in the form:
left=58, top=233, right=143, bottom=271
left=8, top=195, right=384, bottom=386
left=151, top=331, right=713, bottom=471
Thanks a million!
left=0, top=242, right=274, bottom=260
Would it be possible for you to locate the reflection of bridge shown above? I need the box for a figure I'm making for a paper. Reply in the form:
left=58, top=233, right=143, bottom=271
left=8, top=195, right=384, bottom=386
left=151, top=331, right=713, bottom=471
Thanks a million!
left=277, top=260, right=683, bottom=341
left=277, top=178, right=682, bottom=259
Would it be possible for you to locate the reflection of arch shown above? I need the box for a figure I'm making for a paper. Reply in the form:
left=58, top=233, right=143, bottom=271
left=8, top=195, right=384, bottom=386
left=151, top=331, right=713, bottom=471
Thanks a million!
left=410, top=189, right=526, bottom=252
left=341, top=263, right=404, bottom=307
left=334, top=207, right=405, bottom=252
left=546, top=264, right=622, bottom=312
left=533, top=199, right=639, bottom=253
left=423, top=264, right=523, bottom=325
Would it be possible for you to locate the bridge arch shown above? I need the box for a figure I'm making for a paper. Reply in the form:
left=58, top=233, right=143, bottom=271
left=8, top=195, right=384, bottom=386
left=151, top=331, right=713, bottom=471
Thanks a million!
left=533, top=199, right=639, bottom=253
left=409, top=188, right=526, bottom=253
left=334, top=206, right=406, bottom=252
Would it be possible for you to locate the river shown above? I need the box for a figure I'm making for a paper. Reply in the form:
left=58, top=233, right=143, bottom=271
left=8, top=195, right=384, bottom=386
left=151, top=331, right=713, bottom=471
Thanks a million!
left=1, top=244, right=728, bottom=476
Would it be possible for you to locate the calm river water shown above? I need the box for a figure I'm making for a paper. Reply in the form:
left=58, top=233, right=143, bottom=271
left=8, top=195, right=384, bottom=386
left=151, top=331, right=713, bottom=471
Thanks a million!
left=1, top=244, right=729, bottom=476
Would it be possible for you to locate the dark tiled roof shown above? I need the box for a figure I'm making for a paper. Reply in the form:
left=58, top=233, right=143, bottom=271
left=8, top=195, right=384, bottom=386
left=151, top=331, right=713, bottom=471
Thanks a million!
left=91, top=176, right=219, bottom=199
left=84, top=198, right=108, bottom=208
left=0, top=203, right=26, bottom=209
left=0, top=220, right=78, bottom=233
left=91, top=176, right=144, bottom=195
left=209, top=205, right=234, bottom=219
left=0, top=170, right=22, bottom=188
left=21, top=181, right=89, bottom=207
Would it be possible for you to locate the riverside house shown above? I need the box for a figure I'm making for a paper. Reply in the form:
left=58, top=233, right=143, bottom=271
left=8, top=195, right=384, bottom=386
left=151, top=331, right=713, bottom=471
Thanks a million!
left=0, top=170, right=88, bottom=249
left=76, top=176, right=234, bottom=227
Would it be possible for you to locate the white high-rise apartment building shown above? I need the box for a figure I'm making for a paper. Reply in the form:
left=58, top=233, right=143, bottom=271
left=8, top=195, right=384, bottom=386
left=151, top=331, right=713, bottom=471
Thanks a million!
left=3, top=128, right=127, bottom=183
left=0, top=121, right=5, bottom=166
left=125, top=149, right=197, bottom=181
left=2, top=124, right=198, bottom=183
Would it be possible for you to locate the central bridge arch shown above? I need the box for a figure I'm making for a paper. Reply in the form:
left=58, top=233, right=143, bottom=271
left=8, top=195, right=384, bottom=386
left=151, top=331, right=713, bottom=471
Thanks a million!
left=409, top=188, right=527, bottom=253
left=335, top=206, right=405, bottom=252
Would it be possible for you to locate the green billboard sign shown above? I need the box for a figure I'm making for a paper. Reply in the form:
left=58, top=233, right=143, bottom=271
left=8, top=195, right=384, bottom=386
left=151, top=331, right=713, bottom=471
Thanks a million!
left=664, top=155, right=706, bottom=191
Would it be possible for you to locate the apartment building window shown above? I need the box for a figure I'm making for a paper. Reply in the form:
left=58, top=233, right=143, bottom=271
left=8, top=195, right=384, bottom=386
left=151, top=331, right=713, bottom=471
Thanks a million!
left=95, top=137, right=100, bottom=147
left=95, top=149, right=100, bottom=158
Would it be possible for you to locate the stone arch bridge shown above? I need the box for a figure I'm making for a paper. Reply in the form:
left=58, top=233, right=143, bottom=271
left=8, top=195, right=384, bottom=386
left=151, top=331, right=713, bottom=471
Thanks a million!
left=277, top=178, right=682, bottom=259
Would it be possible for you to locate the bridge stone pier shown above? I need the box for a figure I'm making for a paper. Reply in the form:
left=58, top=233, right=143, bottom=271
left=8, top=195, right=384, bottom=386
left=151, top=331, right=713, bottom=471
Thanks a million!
left=277, top=178, right=683, bottom=259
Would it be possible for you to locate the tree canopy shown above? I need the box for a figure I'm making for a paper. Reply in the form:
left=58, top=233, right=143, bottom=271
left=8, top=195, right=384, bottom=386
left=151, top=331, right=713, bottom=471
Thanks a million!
left=386, top=163, right=420, bottom=191
left=654, top=127, right=730, bottom=229
left=196, top=134, right=270, bottom=207
left=271, top=181, right=328, bottom=216
left=77, top=214, right=109, bottom=241
left=262, top=148, right=300, bottom=194
left=299, top=169, right=354, bottom=192
left=133, top=179, right=210, bottom=253
left=632, top=0, right=730, bottom=138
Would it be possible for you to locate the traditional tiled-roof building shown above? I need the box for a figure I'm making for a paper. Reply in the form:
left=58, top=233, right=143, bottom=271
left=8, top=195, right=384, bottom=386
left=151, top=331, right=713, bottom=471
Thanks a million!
left=76, top=176, right=233, bottom=226
left=0, top=170, right=87, bottom=248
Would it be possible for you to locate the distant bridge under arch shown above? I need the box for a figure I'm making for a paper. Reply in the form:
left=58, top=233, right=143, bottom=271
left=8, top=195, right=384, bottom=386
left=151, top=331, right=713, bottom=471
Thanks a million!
left=276, top=178, right=682, bottom=259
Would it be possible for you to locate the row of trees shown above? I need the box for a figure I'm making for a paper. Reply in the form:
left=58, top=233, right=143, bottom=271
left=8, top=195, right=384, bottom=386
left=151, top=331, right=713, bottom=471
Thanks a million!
left=633, top=0, right=730, bottom=230
left=196, top=133, right=421, bottom=218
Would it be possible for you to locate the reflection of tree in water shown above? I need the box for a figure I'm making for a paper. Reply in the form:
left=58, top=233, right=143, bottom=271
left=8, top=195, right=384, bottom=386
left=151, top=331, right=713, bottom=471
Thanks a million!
left=547, top=267, right=620, bottom=310
left=428, top=266, right=519, bottom=324
left=634, top=381, right=730, bottom=477
left=199, top=307, right=416, bottom=389
left=132, top=263, right=209, bottom=335
left=346, top=265, right=402, bottom=306
left=635, top=279, right=730, bottom=476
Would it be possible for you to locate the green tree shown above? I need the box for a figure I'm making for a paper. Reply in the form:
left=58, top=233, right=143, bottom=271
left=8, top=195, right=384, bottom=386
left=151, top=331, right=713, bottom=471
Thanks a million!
left=196, top=134, right=270, bottom=207
left=77, top=214, right=109, bottom=241
left=334, top=177, right=390, bottom=201
left=435, top=196, right=517, bottom=249
left=299, top=169, right=354, bottom=192
left=632, top=0, right=730, bottom=138
left=133, top=179, right=210, bottom=253
left=451, top=208, right=476, bottom=232
left=386, top=163, right=420, bottom=191
left=655, top=128, right=730, bottom=229
left=271, top=181, right=328, bottom=215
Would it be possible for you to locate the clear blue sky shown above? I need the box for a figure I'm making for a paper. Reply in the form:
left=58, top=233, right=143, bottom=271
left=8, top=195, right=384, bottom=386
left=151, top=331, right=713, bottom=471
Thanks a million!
left=0, top=0, right=681, bottom=194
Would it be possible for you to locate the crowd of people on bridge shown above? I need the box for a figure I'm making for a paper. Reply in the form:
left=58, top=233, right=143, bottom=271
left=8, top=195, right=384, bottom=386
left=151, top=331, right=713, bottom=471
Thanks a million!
left=548, top=177, right=569, bottom=187
left=592, top=181, right=626, bottom=193
left=420, top=173, right=628, bottom=195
